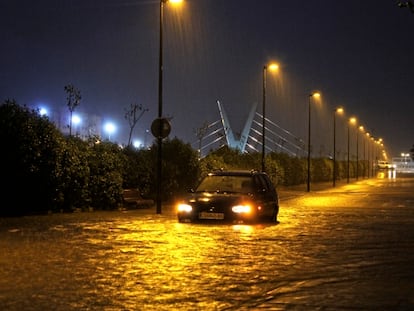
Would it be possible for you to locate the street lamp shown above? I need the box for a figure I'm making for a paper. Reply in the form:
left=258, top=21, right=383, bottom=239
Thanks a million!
left=333, top=107, right=343, bottom=187
left=72, top=114, right=81, bottom=137
left=402, top=152, right=410, bottom=163
left=307, top=92, right=321, bottom=192
left=358, top=125, right=365, bottom=179
left=370, top=136, right=375, bottom=176
left=156, top=0, right=183, bottom=214
left=366, top=132, right=371, bottom=178
left=104, top=121, right=116, bottom=141
left=347, top=117, right=356, bottom=183
left=261, top=63, right=279, bottom=172
left=355, top=121, right=359, bottom=181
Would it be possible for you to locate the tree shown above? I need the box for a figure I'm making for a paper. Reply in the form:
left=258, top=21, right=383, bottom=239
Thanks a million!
left=0, top=100, right=66, bottom=215
left=64, top=84, right=81, bottom=136
left=124, top=103, right=148, bottom=146
left=121, top=146, right=153, bottom=195
left=149, top=138, right=200, bottom=201
left=194, top=121, right=209, bottom=158
left=88, top=141, right=124, bottom=210
left=397, top=1, right=414, bottom=13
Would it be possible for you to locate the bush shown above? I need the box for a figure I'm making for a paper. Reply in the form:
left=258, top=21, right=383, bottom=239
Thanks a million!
left=0, top=100, right=66, bottom=215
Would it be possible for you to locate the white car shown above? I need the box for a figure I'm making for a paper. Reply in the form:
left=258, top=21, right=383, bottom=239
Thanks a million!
left=377, top=161, right=395, bottom=170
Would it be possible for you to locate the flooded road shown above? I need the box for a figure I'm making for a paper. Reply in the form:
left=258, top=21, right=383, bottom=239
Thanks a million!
left=1, top=177, right=414, bottom=310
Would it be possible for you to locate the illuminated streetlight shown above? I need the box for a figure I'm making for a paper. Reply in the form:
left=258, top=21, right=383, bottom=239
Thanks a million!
left=72, top=114, right=81, bottom=126
left=359, top=126, right=366, bottom=178
left=370, top=136, right=375, bottom=176
left=357, top=125, right=365, bottom=179
left=376, top=138, right=383, bottom=168
left=156, top=0, right=183, bottom=214
left=347, top=117, right=356, bottom=183
left=366, top=132, right=371, bottom=178
left=307, top=92, right=321, bottom=192
left=133, top=139, right=142, bottom=149
left=144, top=129, right=150, bottom=148
left=261, top=62, right=279, bottom=172
left=39, top=107, right=48, bottom=116
left=71, top=114, right=82, bottom=137
left=333, top=107, right=343, bottom=187
left=355, top=120, right=359, bottom=181
left=104, top=121, right=116, bottom=140
left=401, top=152, right=410, bottom=163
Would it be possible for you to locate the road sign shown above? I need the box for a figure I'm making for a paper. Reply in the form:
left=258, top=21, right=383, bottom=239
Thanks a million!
left=151, top=117, right=171, bottom=139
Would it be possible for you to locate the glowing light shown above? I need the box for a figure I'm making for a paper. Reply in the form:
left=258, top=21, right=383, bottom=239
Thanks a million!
left=133, top=139, right=142, bottom=149
left=232, top=204, right=252, bottom=214
left=232, top=224, right=254, bottom=233
left=39, top=107, right=48, bottom=116
left=268, top=63, right=279, bottom=71
left=104, top=121, right=116, bottom=140
left=295, top=192, right=351, bottom=208
left=72, top=114, right=81, bottom=125
left=177, top=203, right=192, bottom=212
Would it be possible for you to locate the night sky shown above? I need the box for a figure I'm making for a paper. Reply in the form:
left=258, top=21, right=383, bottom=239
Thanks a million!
left=1, top=0, right=413, bottom=158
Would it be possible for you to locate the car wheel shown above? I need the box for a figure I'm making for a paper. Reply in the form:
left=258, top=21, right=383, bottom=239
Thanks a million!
left=271, top=206, right=279, bottom=223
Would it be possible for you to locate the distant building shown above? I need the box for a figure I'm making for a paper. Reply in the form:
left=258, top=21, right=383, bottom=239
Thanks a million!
left=391, top=156, right=414, bottom=173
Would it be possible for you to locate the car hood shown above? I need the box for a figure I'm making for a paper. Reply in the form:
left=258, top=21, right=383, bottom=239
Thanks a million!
left=187, top=192, right=253, bottom=204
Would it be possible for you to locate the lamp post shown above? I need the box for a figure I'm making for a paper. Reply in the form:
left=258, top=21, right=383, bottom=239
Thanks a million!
left=261, top=63, right=279, bottom=172
left=347, top=117, right=356, bottom=183
left=307, top=92, right=321, bottom=192
left=333, top=107, right=343, bottom=187
left=366, top=132, right=370, bottom=178
left=359, top=125, right=365, bottom=179
left=356, top=122, right=359, bottom=181
left=371, top=136, right=375, bottom=177
left=155, top=0, right=182, bottom=214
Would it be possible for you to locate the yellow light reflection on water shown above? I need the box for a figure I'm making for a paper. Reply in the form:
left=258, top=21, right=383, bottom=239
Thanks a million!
left=292, top=191, right=357, bottom=209
left=232, top=224, right=254, bottom=234
left=298, top=196, right=343, bottom=208
left=377, top=170, right=396, bottom=179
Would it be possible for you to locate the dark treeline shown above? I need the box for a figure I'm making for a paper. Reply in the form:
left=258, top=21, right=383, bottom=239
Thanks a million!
left=0, top=100, right=362, bottom=216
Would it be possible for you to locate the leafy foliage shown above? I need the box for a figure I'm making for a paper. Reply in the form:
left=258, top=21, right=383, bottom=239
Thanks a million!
left=88, top=141, right=124, bottom=210
left=1, top=99, right=370, bottom=216
left=149, top=138, right=200, bottom=201
left=0, top=100, right=65, bottom=215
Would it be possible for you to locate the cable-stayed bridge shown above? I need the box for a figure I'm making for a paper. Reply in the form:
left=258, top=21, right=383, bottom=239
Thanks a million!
left=192, top=101, right=306, bottom=158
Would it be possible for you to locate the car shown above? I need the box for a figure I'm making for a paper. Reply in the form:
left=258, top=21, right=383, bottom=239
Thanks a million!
left=176, top=170, right=279, bottom=224
left=376, top=160, right=395, bottom=170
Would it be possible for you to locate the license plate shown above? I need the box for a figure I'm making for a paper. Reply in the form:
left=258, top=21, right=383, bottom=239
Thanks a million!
left=199, top=212, right=225, bottom=220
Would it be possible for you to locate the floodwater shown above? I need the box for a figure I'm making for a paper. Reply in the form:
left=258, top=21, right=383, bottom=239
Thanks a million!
left=1, top=177, right=414, bottom=310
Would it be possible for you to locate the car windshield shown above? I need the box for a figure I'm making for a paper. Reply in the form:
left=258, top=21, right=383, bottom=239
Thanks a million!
left=196, top=175, right=253, bottom=193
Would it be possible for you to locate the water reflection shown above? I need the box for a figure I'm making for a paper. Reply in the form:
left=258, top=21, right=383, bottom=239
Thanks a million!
left=77, top=220, right=282, bottom=309
left=377, top=169, right=396, bottom=179
left=2, top=179, right=414, bottom=310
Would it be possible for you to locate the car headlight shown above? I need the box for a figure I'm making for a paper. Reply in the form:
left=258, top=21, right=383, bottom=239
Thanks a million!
left=177, top=203, right=193, bottom=212
left=232, top=204, right=252, bottom=214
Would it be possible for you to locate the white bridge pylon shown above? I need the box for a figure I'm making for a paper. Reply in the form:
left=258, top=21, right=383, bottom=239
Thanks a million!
left=193, top=100, right=306, bottom=158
